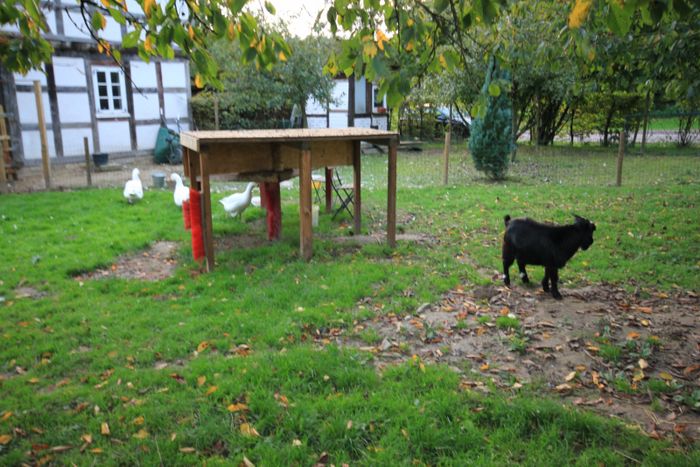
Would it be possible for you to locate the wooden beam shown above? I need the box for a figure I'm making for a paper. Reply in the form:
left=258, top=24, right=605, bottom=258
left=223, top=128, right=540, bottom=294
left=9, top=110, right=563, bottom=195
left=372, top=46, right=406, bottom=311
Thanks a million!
left=387, top=137, right=397, bottom=248
left=33, top=80, right=51, bottom=189
left=324, top=167, right=333, bottom=213
left=83, top=136, right=92, bottom=187
left=299, top=144, right=313, bottom=260
left=353, top=140, right=362, bottom=234
left=199, top=152, right=215, bottom=271
left=46, top=62, right=64, bottom=158
left=0, top=105, right=8, bottom=191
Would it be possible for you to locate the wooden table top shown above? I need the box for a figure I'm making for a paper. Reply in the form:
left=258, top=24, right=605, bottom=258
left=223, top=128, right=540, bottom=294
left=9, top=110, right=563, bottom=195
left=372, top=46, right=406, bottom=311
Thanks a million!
left=180, top=128, right=399, bottom=152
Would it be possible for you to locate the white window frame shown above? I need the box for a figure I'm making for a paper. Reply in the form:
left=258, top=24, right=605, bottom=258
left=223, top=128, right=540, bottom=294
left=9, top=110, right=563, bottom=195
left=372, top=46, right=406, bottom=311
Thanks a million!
left=92, top=66, right=128, bottom=118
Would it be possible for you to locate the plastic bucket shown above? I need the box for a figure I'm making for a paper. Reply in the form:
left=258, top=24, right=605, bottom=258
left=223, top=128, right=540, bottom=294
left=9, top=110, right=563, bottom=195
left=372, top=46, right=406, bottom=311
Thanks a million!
left=92, top=152, right=108, bottom=167
left=152, top=172, right=166, bottom=188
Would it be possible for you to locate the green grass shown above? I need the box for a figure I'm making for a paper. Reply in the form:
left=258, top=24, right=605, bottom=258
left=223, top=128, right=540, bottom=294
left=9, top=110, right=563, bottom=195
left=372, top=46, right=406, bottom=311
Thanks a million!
left=1, top=145, right=699, bottom=464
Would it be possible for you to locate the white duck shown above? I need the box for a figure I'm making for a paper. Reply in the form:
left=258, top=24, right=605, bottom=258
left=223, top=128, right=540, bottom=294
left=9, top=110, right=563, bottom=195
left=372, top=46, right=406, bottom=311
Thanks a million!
left=170, top=173, right=189, bottom=207
left=220, top=182, right=256, bottom=219
left=123, top=168, right=143, bottom=204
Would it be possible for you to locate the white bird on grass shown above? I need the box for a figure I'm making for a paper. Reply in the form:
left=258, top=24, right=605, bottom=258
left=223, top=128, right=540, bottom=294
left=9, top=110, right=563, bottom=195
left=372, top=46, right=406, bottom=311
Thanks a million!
left=220, top=182, right=256, bottom=219
left=170, top=173, right=189, bottom=207
left=123, top=168, right=143, bottom=204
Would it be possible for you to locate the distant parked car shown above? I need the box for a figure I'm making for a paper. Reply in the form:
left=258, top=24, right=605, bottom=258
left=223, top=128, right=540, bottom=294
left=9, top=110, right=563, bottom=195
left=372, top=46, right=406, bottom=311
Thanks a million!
left=436, top=109, right=471, bottom=138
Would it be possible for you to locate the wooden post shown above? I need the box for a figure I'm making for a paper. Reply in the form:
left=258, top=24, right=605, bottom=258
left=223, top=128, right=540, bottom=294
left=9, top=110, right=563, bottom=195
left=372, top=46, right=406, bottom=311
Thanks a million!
left=199, top=152, right=214, bottom=271
left=324, top=167, right=333, bottom=213
left=83, top=137, right=92, bottom=187
left=387, top=138, right=397, bottom=248
left=616, top=130, right=625, bottom=187
left=0, top=105, right=9, bottom=192
left=34, top=80, right=51, bottom=189
left=352, top=140, right=362, bottom=234
left=442, top=122, right=451, bottom=185
left=299, top=144, right=312, bottom=260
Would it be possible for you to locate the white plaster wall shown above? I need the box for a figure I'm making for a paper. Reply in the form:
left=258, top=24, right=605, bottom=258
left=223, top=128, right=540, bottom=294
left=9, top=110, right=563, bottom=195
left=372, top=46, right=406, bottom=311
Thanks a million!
left=52, top=57, right=87, bottom=87
left=307, top=116, right=327, bottom=129
left=306, top=97, right=326, bottom=115
left=61, top=10, right=92, bottom=41
left=57, top=93, right=91, bottom=123
left=14, top=69, right=47, bottom=86
left=130, top=61, right=158, bottom=88
left=372, top=115, right=389, bottom=131
left=160, top=62, right=187, bottom=88
left=354, top=117, right=372, bottom=128
left=16, top=92, right=52, bottom=125
left=163, top=93, right=187, bottom=120
left=97, top=121, right=131, bottom=153
left=133, top=93, right=160, bottom=120
left=101, top=17, right=123, bottom=43
left=125, top=0, right=145, bottom=16
left=355, top=78, right=366, bottom=114
left=61, top=128, right=94, bottom=156
left=331, top=81, right=348, bottom=110
left=22, top=130, right=56, bottom=160
left=136, top=124, right=160, bottom=151
left=329, top=113, right=347, bottom=129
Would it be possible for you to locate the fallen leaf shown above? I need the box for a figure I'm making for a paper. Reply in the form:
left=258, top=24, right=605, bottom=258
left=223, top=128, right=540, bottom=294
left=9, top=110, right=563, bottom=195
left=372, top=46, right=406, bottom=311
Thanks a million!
left=0, top=411, right=12, bottom=422
left=197, top=341, right=209, bottom=352
left=659, top=372, right=674, bottom=381
left=169, top=373, right=185, bottom=384
left=480, top=363, right=489, bottom=371
left=499, top=306, right=509, bottom=316
left=227, top=403, right=249, bottom=413
left=205, top=385, right=218, bottom=396
left=633, top=369, right=645, bottom=382
left=292, top=439, right=302, bottom=446
left=133, top=416, right=144, bottom=426
left=683, top=364, right=700, bottom=377
left=133, top=429, right=149, bottom=439
left=242, top=456, right=255, bottom=467
left=636, top=306, right=653, bottom=314
left=639, top=359, right=649, bottom=370
left=170, top=433, right=177, bottom=442
left=81, top=434, right=93, bottom=444
left=90, top=448, right=103, bottom=454
left=346, top=420, right=353, bottom=430
left=50, top=445, right=73, bottom=453
left=28, top=377, right=40, bottom=384
left=555, top=383, right=572, bottom=392
left=627, top=331, right=640, bottom=340
left=197, top=376, right=206, bottom=387
left=100, top=423, right=110, bottom=436
left=179, top=447, right=196, bottom=453
left=240, top=423, right=259, bottom=437
left=673, top=424, right=687, bottom=434
left=565, top=371, right=577, bottom=382
left=0, top=434, right=11, bottom=445
left=640, top=319, right=650, bottom=327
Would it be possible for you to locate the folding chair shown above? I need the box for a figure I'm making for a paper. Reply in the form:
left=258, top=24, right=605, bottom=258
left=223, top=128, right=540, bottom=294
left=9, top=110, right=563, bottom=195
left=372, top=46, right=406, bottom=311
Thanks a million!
left=312, top=173, right=325, bottom=204
left=331, top=169, right=354, bottom=220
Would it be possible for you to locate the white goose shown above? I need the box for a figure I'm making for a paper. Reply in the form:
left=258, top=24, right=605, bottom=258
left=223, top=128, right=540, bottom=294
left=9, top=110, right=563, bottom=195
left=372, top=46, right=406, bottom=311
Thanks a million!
left=170, top=173, right=189, bottom=207
left=220, top=182, right=256, bottom=219
left=123, top=168, right=143, bottom=204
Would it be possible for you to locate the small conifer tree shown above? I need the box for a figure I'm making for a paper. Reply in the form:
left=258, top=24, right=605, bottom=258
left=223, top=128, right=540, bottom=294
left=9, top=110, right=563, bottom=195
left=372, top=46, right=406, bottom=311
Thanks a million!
left=468, top=58, right=514, bottom=180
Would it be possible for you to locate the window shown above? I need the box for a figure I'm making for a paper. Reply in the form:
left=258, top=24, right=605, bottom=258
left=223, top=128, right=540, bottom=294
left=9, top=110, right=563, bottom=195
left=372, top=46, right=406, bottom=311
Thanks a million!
left=92, top=66, right=127, bottom=116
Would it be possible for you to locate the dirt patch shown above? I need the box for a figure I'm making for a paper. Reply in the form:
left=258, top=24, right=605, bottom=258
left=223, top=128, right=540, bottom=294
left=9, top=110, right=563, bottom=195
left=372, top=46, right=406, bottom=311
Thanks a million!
left=76, top=241, right=179, bottom=281
left=332, top=283, right=700, bottom=442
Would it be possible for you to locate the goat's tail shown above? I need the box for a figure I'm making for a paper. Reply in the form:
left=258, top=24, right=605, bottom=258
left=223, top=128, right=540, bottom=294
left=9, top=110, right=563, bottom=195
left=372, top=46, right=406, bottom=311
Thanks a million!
left=504, top=215, right=511, bottom=226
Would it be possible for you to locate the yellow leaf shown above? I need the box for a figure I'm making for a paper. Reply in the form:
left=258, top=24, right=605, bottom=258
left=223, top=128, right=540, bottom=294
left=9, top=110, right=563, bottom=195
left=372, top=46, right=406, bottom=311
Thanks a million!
left=101, top=422, right=110, bottom=436
left=568, top=0, right=592, bottom=29
left=278, top=51, right=287, bottom=62
left=555, top=383, right=572, bottom=392
left=376, top=29, right=387, bottom=51
left=407, top=18, right=414, bottom=27
left=439, top=54, right=447, bottom=68
left=28, top=377, right=40, bottom=384
left=197, top=376, right=206, bottom=387
left=170, top=433, right=177, bottom=442
left=133, top=416, right=144, bottom=426
left=100, top=0, right=110, bottom=7
left=633, top=369, right=645, bottom=382
left=292, top=439, right=302, bottom=446
left=242, top=456, right=255, bottom=467
left=133, top=429, right=149, bottom=439
left=179, top=447, right=196, bottom=453
left=205, top=385, right=218, bottom=396
left=627, top=331, right=640, bottom=340
left=81, top=434, right=93, bottom=444
left=90, top=448, right=103, bottom=454
left=0, top=434, right=11, bottom=445
left=143, top=0, right=155, bottom=16
left=0, top=411, right=12, bottom=422
left=565, top=371, right=577, bottom=382
left=659, top=372, right=674, bottom=381
left=638, top=359, right=649, bottom=370
left=194, top=74, right=204, bottom=89
left=405, top=40, right=414, bottom=52
left=227, top=403, right=249, bottom=413
left=100, top=13, right=106, bottom=30
left=640, top=319, right=650, bottom=327
left=240, top=423, right=259, bottom=437
left=227, top=22, right=236, bottom=40
left=144, top=35, right=154, bottom=53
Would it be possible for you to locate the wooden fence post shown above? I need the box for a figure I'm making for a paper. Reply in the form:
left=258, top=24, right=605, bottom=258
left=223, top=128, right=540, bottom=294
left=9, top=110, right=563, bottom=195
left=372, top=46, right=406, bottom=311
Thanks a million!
left=616, top=130, right=625, bottom=187
left=0, top=105, right=9, bottom=192
left=83, top=137, right=92, bottom=187
left=33, top=80, right=51, bottom=189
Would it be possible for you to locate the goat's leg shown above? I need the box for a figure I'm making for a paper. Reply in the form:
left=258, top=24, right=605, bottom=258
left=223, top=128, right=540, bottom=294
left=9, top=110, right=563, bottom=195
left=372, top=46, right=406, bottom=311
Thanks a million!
left=547, top=267, right=562, bottom=299
left=517, top=260, right=529, bottom=283
left=502, top=244, right=515, bottom=286
left=541, top=269, right=550, bottom=292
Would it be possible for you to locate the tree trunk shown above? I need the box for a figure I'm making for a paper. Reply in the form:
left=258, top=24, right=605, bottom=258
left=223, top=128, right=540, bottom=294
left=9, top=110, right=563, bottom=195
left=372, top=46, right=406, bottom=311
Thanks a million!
left=641, top=90, right=650, bottom=155
left=569, top=105, right=575, bottom=145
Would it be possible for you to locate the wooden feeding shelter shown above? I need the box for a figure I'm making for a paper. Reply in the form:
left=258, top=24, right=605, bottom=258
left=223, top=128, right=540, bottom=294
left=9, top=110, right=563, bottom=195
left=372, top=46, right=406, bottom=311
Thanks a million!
left=180, top=127, right=399, bottom=270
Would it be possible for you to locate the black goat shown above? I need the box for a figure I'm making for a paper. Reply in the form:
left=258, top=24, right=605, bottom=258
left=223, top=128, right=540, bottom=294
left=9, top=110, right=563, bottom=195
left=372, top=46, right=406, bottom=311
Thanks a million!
left=502, top=214, right=596, bottom=299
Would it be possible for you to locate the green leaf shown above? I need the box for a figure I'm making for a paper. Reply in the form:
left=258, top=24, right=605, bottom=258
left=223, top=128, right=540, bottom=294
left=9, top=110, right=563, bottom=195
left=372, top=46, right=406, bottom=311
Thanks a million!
left=488, top=83, right=501, bottom=97
left=434, top=0, right=449, bottom=13
left=109, top=8, right=126, bottom=26
left=264, top=1, right=276, bottom=14
left=122, top=29, right=140, bottom=48
left=91, top=11, right=105, bottom=31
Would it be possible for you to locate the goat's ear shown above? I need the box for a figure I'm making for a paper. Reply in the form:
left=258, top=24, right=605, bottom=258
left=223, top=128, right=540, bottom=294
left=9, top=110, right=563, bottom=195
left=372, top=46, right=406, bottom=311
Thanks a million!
left=573, top=214, right=584, bottom=222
